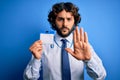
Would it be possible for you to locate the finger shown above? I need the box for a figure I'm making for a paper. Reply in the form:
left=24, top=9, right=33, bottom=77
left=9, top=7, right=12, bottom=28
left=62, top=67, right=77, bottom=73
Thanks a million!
left=84, top=32, right=88, bottom=43
left=76, top=26, right=80, bottom=41
left=80, top=27, right=84, bottom=42
left=32, top=44, right=42, bottom=50
left=32, top=47, right=42, bottom=54
left=34, top=40, right=42, bottom=45
left=37, top=40, right=42, bottom=44
left=30, top=40, right=42, bottom=50
left=36, top=47, right=42, bottom=52
left=30, top=45, right=35, bottom=50
left=30, top=44, right=38, bottom=50
left=65, top=48, right=75, bottom=57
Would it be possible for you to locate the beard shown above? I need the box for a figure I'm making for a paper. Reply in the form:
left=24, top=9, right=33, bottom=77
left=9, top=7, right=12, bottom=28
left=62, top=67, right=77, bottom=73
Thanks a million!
left=55, top=25, right=75, bottom=38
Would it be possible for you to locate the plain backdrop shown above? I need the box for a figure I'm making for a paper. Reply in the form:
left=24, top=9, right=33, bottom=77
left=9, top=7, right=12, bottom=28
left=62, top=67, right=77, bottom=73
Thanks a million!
left=0, top=0, right=120, bottom=80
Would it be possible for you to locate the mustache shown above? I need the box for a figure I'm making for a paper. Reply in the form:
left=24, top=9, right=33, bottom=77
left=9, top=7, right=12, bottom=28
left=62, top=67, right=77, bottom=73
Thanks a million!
left=61, top=26, right=69, bottom=30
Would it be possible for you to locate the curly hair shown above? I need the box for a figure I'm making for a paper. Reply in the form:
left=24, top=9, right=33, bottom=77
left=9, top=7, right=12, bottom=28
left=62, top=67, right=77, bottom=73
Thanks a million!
left=48, top=2, right=81, bottom=30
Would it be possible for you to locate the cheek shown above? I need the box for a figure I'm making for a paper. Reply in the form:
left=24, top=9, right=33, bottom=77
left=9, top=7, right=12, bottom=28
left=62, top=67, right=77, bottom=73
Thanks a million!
left=69, top=22, right=74, bottom=29
left=56, top=22, right=63, bottom=28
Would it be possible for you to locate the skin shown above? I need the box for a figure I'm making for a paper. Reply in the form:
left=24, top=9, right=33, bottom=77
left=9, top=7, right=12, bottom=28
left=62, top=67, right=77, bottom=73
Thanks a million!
left=55, top=10, right=75, bottom=37
left=29, top=10, right=91, bottom=60
left=66, top=27, right=91, bottom=60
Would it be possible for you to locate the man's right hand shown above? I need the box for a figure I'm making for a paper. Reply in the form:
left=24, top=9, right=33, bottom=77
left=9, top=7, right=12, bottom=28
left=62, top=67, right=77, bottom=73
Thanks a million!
left=29, top=40, right=43, bottom=59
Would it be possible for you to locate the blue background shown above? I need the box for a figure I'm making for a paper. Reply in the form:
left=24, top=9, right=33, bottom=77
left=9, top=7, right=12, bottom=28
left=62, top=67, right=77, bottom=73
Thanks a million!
left=0, top=0, right=120, bottom=80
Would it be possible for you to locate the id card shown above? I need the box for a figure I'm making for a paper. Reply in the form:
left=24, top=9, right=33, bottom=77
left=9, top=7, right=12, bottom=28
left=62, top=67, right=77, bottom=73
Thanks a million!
left=40, top=33, right=54, bottom=44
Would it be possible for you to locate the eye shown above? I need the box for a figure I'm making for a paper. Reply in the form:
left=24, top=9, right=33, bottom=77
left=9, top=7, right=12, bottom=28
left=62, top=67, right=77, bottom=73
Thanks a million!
left=57, top=17, right=64, bottom=21
left=67, top=18, right=71, bottom=21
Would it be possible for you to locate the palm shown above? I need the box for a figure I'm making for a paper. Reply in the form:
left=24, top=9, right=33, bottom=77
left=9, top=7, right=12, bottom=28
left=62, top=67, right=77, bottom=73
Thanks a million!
left=73, top=40, right=90, bottom=60
left=66, top=27, right=91, bottom=60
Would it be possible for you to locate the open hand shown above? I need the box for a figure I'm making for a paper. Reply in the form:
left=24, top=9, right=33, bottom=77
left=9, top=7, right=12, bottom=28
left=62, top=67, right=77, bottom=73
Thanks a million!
left=66, top=27, right=91, bottom=60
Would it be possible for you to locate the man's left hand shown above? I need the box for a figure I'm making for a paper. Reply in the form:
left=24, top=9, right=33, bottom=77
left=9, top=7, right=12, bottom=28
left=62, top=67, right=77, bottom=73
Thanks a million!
left=66, top=26, right=91, bottom=60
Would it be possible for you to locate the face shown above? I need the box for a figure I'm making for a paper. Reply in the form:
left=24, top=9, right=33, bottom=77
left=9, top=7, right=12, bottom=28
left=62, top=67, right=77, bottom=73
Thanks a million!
left=55, top=10, right=75, bottom=37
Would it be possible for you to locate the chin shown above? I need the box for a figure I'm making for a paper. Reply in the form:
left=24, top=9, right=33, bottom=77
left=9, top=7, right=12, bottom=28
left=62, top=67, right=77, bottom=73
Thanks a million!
left=61, top=33, right=71, bottom=37
left=57, top=29, right=73, bottom=37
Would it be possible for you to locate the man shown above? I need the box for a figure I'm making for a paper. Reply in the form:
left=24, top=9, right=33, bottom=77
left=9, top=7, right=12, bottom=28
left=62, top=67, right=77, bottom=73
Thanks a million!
left=23, top=2, right=106, bottom=80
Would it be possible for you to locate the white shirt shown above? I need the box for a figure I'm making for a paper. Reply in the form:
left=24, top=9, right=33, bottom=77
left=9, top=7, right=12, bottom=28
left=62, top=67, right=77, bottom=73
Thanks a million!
left=23, top=33, right=106, bottom=80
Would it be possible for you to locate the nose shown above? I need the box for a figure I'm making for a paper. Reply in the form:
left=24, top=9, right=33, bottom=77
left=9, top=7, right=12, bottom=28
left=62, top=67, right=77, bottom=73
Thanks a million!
left=63, top=19, right=67, bottom=27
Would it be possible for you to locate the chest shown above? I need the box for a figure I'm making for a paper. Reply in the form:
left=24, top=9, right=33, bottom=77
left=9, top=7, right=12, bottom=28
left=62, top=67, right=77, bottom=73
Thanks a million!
left=42, top=43, right=84, bottom=73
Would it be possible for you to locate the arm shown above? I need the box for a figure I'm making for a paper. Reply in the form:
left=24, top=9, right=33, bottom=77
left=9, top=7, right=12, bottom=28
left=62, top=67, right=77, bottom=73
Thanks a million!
left=66, top=27, right=106, bottom=79
left=23, top=55, right=41, bottom=80
left=84, top=46, right=106, bottom=80
left=23, top=40, right=43, bottom=80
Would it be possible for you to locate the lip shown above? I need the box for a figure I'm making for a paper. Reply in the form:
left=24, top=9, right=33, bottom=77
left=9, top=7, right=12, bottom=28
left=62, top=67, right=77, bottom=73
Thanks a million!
left=62, top=28, right=69, bottom=32
left=63, top=27, right=68, bottom=30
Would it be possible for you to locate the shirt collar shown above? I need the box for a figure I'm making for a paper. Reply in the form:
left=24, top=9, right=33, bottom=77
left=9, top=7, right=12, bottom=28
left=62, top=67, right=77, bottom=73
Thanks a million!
left=54, top=32, right=73, bottom=48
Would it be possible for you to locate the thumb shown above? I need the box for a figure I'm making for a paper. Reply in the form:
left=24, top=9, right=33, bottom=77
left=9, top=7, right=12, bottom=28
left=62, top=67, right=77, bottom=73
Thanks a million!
left=65, top=48, right=75, bottom=57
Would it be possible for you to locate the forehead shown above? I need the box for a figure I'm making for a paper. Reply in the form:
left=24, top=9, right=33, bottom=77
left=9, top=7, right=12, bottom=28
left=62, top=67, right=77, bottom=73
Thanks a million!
left=57, top=10, right=73, bottom=18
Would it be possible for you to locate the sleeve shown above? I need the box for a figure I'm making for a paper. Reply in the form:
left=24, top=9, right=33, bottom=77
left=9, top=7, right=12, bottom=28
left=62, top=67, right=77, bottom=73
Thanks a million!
left=23, top=55, right=41, bottom=80
left=84, top=45, right=107, bottom=80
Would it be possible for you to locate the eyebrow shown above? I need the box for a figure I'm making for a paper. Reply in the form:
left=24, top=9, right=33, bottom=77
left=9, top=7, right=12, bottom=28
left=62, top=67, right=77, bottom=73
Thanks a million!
left=57, top=16, right=73, bottom=19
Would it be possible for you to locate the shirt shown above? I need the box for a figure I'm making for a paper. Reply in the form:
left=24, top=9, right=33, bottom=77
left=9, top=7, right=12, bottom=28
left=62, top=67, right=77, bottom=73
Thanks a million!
left=23, top=32, right=106, bottom=80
